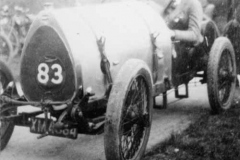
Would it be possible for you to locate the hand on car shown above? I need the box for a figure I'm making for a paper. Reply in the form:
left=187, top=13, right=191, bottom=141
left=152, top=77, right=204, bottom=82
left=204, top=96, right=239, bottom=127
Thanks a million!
left=170, top=30, right=176, bottom=41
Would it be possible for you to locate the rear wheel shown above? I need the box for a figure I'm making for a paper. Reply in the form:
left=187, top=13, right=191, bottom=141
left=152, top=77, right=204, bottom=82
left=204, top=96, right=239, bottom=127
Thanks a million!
left=0, top=63, right=15, bottom=150
left=201, top=20, right=220, bottom=53
left=207, top=37, right=236, bottom=114
left=104, top=59, right=153, bottom=160
left=223, top=20, right=240, bottom=74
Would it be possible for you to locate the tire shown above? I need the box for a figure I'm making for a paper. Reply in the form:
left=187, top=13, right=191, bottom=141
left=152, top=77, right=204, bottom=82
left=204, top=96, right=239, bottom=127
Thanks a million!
left=0, top=62, right=15, bottom=151
left=104, top=59, right=153, bottom=160
left=0, top=33, right=13, bottom=62
left=223, top=20, right=240, bottom=74
left=207, top=37, right=236, bottom=114
left=201, top=20, right=220, bottom=53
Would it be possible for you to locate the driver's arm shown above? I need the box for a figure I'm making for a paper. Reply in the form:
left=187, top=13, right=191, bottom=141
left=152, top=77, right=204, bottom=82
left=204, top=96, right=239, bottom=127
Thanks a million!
left=172, top=0, right=203, bottom=45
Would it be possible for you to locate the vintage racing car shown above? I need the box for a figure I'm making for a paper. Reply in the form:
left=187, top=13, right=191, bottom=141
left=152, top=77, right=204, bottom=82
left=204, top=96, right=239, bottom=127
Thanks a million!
left=0, top=1, right=237, bottom=160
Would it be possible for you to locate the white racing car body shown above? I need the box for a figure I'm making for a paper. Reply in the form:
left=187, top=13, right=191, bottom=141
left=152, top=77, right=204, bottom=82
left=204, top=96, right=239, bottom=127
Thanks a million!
left=21, top=1, right=172, bottom=102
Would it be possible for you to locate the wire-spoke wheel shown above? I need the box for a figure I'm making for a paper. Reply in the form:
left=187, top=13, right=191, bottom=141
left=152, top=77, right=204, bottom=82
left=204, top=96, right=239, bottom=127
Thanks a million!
left=207, top=37, right=236, bottom=114
left=105, top=59, right=153, bottom=160
left=0, top=63, right=16, bottom=151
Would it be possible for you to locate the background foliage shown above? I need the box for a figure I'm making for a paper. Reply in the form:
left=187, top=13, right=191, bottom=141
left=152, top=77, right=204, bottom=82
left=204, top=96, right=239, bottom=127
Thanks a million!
left=0, top=0, right=228, bottom=14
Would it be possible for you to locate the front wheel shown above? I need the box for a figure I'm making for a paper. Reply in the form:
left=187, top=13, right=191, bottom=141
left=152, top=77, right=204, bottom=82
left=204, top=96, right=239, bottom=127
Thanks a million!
left=207, top=37, right=236, bottom=114
left=0, top=62, right=16, bottom=151
left=104, top=59, right=153, bottom=160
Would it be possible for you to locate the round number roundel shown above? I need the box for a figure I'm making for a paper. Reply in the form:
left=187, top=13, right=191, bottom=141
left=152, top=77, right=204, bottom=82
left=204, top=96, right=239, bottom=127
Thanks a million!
left=37, top=62, right=64, bottom=85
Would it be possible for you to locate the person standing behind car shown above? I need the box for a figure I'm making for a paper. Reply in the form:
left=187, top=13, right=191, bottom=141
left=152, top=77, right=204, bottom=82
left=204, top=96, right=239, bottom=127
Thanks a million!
left=0, top=5, right=11, bottom=26
left=227, top=0, right=240, bottom=21
left=163, top=0, right=204, bottom=46
left=198, top=0, right=215, bottom=19
left=233, top=0, right=240, bottom=23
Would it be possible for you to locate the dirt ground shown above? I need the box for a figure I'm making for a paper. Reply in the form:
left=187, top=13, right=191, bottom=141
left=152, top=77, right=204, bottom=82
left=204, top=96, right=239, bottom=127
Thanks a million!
left=2, top=54, right=240, bottom=160
left=2, top=52, right=214, bottom=160
left=0, top=82, right=211, bottom=160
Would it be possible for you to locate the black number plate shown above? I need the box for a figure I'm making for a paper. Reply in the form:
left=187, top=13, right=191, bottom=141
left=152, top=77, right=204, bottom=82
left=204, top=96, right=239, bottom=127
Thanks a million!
left=30, top=117, right=78, bottom=139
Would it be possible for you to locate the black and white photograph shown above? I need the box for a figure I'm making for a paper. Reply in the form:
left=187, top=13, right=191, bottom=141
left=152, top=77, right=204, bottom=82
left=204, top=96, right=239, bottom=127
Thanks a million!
left=1, top=0, right=240, bottom=159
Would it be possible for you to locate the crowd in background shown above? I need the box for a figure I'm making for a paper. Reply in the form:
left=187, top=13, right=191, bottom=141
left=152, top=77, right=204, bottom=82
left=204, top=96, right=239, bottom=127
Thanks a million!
left=0, top=0, right=240, bottom=57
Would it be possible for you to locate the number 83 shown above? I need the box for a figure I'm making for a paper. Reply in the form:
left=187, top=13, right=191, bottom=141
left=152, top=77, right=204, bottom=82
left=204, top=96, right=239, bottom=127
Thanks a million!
left=37, top=63, right=63, bottom=85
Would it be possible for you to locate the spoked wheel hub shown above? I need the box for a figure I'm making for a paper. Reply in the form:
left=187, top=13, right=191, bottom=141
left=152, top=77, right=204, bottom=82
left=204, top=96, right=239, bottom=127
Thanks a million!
left=120, top=77, right=150, bottom=159
left=207, top=37, right=236, bottom=114
left=217, top=50, right=235, bottom=106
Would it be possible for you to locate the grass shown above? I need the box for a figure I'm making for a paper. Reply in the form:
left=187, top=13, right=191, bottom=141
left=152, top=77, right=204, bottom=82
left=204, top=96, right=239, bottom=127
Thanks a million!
left=143, top=105, right=240, bottom=160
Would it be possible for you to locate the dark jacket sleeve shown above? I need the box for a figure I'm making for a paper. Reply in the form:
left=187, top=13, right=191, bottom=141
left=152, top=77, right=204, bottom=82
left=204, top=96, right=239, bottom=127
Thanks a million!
left=174, top=0, right=203, bottom=45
